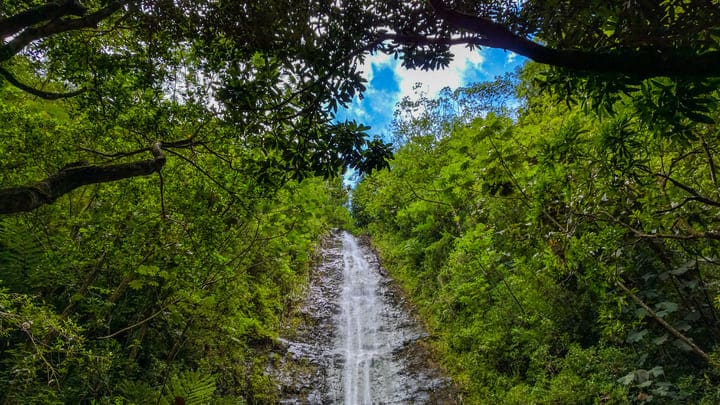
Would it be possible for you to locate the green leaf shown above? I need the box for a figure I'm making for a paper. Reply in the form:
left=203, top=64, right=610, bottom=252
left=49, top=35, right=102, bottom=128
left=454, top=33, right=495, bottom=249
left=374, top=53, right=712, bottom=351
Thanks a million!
left=618, top=372, right=636, bottom=385
left=671, top=260, right=695, bottom=276
left=673, top=339, right=693, bottom=352
left=635, top=369, right=650, bottom=384
left=649, top=366, right=664, bottom=377
left=627, top=329, right=649, bottom=343
left=655, top=302, right=679, bottom=318
left=652, top=334, right=669, bottom=345
left=137, top=265, right=160, bottom=276
left=638, top=380, right=653, bottom=388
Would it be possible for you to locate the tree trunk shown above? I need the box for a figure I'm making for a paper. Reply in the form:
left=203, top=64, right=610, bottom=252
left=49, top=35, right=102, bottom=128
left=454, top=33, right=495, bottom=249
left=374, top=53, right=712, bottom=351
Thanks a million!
left=0, top=143, right=165, bottom=214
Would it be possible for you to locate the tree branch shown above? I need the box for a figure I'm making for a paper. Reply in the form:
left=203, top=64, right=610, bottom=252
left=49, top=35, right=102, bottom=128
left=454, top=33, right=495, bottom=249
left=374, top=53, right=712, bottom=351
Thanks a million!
left=634, top=230, right=720, bottom=241
left=1, top=1, right=127, bottom=63
left=378, top=32, right=485, bottom=48
left=0, top=142, right=165, bottom=214
left=599, top=210, right=720, bottom=241
left=616, top=280, right=711, bottom=362
left=99, top=298, right=180, bottom=339
left=0, top=66, right=84, bottom=100
left=425, top=0, right=720, bottom=78
left=655, top=197, right=712, bottom=214
left=648, top=170, right=720, bottom=208
left=0, top=0, right=87, bottom=39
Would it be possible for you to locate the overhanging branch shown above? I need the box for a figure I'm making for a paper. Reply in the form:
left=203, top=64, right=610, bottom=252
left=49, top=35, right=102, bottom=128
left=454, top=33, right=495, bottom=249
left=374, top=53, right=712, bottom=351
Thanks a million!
left=0, top=0, right=87, bottom=39
left=377, top=32, right=486, bottom=48
left=1, top=1, right=127, bottom=63
left=424, top=0, right=720, bottom=78
left=0, top=67, right=84, bottom=100
left=0, top=143, right=165, bottom=214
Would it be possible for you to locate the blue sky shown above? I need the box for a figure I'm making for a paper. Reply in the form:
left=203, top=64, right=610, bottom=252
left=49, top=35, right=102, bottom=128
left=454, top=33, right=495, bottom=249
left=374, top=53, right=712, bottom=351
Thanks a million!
left=336, top=46, right=527, bottom=140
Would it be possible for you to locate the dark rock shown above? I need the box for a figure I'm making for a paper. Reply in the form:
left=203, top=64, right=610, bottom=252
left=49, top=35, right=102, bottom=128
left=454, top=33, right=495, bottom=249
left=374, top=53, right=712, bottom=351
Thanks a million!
left=269, top=230, right=460, bottom=404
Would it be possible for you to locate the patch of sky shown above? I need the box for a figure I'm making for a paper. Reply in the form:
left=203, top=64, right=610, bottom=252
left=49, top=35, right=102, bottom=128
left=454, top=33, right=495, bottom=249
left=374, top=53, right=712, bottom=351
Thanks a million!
left=369, top=63, right=400, bottom=94
left=336, top=46, right=526, bottom=141
left=337, top=45, right=527, bottom=188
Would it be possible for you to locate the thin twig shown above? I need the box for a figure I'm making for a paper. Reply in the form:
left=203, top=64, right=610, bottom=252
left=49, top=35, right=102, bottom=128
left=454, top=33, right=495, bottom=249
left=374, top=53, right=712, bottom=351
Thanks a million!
left=616, top=280, right=711, bottom=363
left=701, top=135, right=718, bottom=188
left=649, top=170, right=720, bottom=208
left=163, top=148, right=239, bottom=199
left=600, top=210, right=720, bottom=241
left=99, top=299, right=180, bottom=339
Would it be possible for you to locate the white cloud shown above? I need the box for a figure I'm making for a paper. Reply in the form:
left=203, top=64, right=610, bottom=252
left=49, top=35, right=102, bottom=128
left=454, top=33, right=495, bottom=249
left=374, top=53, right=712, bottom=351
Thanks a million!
left=337, top=45, right=497, bottom=136
left=363, top=45, right=487, bottom=106
left=339, top=46, right=510, bottom=186
left=399, top=45, right=485, bottom=100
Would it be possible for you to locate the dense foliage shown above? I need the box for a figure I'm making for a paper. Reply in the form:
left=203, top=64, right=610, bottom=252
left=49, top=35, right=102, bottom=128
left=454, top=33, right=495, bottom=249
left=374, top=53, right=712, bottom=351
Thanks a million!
left=1, top=2, right=378, bottom=399
left=353, top=67, right=720, bottom=403
left=1, top=0, right=717, bottom=211
left=0, top=0, right=396, bottom=213
left=2, top=0, right=720, bottom=402
left=0, top=82, right=353, bottom=402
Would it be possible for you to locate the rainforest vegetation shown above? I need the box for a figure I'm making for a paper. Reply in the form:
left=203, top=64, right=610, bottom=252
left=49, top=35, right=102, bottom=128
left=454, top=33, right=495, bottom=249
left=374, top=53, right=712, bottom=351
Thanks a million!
left=354, top=65, right=720, bottom=402
left=2, top=0, right=720, bottom=403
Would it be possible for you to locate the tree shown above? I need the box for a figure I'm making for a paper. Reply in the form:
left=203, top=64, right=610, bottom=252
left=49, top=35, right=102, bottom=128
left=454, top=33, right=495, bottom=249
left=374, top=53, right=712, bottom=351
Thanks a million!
left=2, top=1, right=719, bottom=214
left=381, top=1, right=720, bottom=141
left=384, top=0, right=720, bottom=77
left=0, top=71, right=358, bottom=402
left=354, top=66, right=720, bottom=403
left=0, top=0, right=392, bottom=213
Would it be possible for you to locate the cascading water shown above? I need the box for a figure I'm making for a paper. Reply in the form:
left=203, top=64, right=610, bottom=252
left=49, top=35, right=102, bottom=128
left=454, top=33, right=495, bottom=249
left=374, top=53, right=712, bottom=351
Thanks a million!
left=274, top=230, right=455, bottom=404
left=336, top=231, right=401, bottom=403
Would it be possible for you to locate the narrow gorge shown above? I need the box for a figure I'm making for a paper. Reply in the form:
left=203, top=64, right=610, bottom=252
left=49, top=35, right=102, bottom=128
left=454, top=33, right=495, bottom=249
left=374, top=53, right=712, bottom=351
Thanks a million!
left=274, top=231, right=456, bottom=404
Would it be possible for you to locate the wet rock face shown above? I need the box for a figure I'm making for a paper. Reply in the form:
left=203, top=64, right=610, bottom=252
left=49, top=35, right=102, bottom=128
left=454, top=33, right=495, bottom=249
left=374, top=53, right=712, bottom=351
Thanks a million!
left=273, top=232, right=344, bottom=403
left=272, top=230, right=457, bottom=404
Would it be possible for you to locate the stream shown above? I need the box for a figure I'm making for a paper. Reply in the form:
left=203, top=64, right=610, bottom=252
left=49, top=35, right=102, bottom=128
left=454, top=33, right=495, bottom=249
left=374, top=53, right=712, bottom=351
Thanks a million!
left=273, top=230, right=456, bottom=404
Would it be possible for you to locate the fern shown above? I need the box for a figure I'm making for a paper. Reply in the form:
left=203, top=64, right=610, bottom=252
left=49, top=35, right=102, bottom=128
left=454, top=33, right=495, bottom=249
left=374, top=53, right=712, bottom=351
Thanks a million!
left=117, top=380, right=161, bottom=404
left=0, top=219, right=44, bottom=291
left=160, top=370, right=217, bottom=405
left=0, top=220, right=25, bottom=271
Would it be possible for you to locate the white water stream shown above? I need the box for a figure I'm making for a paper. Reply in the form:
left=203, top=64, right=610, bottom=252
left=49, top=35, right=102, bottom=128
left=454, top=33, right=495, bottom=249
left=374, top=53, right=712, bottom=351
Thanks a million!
left=274, top=230, right=453, bottom=404
left=337, top=231, right=398, bottom=403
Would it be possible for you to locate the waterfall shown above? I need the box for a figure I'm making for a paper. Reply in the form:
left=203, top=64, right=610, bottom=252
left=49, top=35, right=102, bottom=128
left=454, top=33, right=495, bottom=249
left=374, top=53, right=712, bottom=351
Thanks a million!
left=339, top=231, right=386, bottom=404
left=274, top=230, right=454, bottom=404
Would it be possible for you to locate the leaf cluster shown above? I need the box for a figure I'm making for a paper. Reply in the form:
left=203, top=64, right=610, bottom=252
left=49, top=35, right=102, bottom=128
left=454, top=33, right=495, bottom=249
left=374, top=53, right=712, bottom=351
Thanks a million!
left=0, top=84, right=354, bottom=402
left=354, top=64, right=720, bottom=403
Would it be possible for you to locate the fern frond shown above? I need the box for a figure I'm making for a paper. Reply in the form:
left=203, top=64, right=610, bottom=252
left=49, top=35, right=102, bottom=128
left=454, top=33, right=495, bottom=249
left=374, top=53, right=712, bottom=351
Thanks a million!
left=0, top=219, right=44, bottom=290
left=160, top=370, right=216, bottom=405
